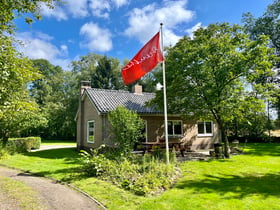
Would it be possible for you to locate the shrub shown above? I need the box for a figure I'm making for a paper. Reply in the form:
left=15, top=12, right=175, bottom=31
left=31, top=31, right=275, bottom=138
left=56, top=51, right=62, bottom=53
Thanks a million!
left=0, top=148, right=9, bottom=160
left=80, top=146, right=180, bottom=196
left=108, top=106, right=145, bottom=156
left=7, top=137, right=41, bottom=153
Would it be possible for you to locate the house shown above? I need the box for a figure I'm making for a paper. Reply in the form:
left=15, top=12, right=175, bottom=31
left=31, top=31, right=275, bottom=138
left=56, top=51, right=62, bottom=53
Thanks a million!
left=76, top=81, right=220, bottom=152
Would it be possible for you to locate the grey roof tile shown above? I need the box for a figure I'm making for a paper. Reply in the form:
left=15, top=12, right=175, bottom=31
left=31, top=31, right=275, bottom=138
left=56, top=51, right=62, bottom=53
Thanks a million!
left=85, top=88, right=162, bottom=114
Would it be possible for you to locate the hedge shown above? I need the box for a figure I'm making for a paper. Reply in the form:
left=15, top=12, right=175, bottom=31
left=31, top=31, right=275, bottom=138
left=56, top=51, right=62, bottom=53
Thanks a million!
left=7, top=137, right=41, bottom=153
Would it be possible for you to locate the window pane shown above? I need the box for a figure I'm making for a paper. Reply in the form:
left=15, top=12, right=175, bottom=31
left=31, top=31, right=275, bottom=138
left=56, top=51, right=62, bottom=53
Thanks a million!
left=173, top=121, right=182, bottom=135
left=88, top=121, right=95, bottom=142
left=205, top=122, right=212, bottom=133
left=168, top=121, right=173, bottom=135
left=198, top=122, right=204, bottom=134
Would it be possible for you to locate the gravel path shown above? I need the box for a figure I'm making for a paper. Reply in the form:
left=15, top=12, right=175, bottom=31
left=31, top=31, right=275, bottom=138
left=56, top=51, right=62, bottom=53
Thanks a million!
left=0, top=166, right=103, bottom=210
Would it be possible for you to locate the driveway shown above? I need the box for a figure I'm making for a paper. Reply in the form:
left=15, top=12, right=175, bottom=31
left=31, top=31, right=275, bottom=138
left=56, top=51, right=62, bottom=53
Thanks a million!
left=0, top=166, right=104, bottom=209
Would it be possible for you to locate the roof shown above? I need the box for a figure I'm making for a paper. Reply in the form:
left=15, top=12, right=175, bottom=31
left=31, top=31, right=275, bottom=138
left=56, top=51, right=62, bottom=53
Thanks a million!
left=84, top=88, right=162, bottom=114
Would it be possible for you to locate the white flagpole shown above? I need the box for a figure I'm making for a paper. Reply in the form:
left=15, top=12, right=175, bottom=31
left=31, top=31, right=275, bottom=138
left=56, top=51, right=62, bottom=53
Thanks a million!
left=160, top=23, right=169, bottom=164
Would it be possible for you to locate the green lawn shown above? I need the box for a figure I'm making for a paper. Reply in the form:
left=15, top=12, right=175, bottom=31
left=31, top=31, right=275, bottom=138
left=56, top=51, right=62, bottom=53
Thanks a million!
left=1, top=143, right=279, bottom=210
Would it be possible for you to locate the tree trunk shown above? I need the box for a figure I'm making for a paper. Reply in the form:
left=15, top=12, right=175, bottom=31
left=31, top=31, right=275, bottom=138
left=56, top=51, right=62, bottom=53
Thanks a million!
left=216, top=117, right=230, bottom=158
left=220, top=126, right=230, bottom=158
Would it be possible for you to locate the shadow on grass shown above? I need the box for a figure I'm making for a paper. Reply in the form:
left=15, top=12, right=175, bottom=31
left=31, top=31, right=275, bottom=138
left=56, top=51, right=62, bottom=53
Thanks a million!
left=176, top=172, right=280, bottom=199
left=23, top=148, right=86, bottom=182
left=26, top=148, right=80, bottom=161
left=27, top=167, right=87, bottom=183
left=243, top=143, right=280, bottom=156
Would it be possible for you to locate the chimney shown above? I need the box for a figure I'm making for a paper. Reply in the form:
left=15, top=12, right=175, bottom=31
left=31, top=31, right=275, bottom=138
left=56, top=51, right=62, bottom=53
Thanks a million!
left=80, top=81, right=91, bottom=95
left=132, top=84, right=142, bottom=94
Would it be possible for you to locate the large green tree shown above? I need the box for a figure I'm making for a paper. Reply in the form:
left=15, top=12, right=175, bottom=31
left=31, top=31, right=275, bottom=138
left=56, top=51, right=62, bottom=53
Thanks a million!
left=91, top=55, right=123, bottom=89
left=0, top=1, right=59, bottom=145
left=242, top=0, right=280, bottom=125
left=0, top=36, right=44, bottom=145
left=154, top=23, right=276, bottom=157
left=71, top=53, right=124, bottom=90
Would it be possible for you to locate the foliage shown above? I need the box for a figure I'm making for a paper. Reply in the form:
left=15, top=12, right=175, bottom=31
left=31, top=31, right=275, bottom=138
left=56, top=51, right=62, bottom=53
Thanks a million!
left=29, top=59, right=77, bottom=140
left=80, top=147, right=179, bottom=196
left=108, top=106, right=145, bottom=156
left=242, top=0, right=280, bottom=57
left=91, top=55, right=123, bottom=89
left=242, top=0, right=280, bottom=126
left=71, top=53, right=124, bottom=89
left=7, top=137, right=41, bottom=153
left=153, top=23, right=276, bottom=158
left=0, top=35, right=46, bottom=145
left=0, top=1, right=60, bottom=145
left=0, top=0, right=59, bottom=34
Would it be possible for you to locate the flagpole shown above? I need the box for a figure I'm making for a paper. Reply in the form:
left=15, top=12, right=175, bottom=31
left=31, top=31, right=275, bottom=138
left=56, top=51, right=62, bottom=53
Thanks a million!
left=160, top=23, right=169, bottom=164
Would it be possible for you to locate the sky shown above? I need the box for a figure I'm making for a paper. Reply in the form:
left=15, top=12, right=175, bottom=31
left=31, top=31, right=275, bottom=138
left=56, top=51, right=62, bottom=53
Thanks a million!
left=14, top=0, right=274, bottom=70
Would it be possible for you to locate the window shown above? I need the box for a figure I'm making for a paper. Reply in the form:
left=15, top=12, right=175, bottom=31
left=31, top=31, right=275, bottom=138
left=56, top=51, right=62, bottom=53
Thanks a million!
left=87, top=120, right=95, bottom=143
left=197, top=121, right=213, bottom=136
left=168, top=120, right=183, bottom=136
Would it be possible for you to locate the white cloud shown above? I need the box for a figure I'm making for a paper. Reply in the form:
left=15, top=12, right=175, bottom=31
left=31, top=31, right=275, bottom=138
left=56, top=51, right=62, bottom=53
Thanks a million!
left=113, top=0, right=129, bottom=8
left=80, top=22, right=112, bottom=52
left=89, top=0, right=110, bottom=18
left=186, top=22, right=204, bottom=39
left=124, top=0, right=194, bottom=46
left=38, top=2, right=68, bottom=21
left=16, top=32, right=71, bottom=70
left=38, top=0, right=129, bottom=20
left=67, top=0, right=89, bottom=18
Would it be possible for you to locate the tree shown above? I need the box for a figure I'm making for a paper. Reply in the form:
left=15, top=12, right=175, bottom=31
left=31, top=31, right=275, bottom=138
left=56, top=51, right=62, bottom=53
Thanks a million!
left=29, top=59, right=77, bottom=140
left=0, top=36, right=44, bottom=145
left=0, top=0, right=59, bottom=34
left=108, top=106, right=145, bottom=156
left=242, top=0, right=280, bottom=125
left=30, top=59, right=64, bottom=105
left=71, top=53, right=124, bottom=90
left=242, top=0, right=280, bottom=57
left=91, top=55, right=123, bottom=89
left=153, top=23, right=276, bottom=158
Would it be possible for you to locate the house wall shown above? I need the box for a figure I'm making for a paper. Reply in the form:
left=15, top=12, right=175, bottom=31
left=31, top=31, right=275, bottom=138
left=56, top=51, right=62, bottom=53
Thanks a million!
left=141, top=115, right=220, bottom=150
left=181, top=121, right=220, bottom=150
left=77, top=95, right=104, bottom=150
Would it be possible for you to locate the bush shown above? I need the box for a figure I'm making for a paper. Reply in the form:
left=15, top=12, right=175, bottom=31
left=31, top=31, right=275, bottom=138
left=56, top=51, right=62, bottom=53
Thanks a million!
left=108, top=106, right=145, bottom=156
left=7, top=137, right=41, bottom=153
left=0, top=148, right=9, bottom=160
left=80, top=146, right=180, bottom=196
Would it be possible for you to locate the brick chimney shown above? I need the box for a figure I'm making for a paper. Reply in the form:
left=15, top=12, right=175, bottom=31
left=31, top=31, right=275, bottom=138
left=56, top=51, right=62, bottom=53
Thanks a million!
left=132, top=84, right=142, bottom=94
left=80, top=81, right=91, bottom=95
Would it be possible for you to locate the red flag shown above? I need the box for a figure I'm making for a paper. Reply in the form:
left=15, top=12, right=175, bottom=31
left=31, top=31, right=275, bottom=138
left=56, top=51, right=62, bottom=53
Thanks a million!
left=122, top=32, right=164, bottom=85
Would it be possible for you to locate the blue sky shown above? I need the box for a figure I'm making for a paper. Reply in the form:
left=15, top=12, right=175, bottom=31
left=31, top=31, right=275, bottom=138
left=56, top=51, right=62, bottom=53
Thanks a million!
left=14, top=0, right=273, bottom=70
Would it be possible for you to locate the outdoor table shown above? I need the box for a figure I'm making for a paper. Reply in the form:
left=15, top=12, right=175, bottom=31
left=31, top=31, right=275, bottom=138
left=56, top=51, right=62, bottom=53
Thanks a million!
left=141, top=140, right=185, bottom=157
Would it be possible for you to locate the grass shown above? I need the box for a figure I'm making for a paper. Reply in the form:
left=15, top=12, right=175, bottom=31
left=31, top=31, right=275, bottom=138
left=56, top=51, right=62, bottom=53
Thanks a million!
left=0, top=174, right=44, bottom=209
left=0, top=143, right=280, bottom=209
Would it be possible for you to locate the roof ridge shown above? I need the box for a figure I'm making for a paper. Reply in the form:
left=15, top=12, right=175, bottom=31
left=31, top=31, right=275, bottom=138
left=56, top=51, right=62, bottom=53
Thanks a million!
left=88, top=88, right=155, bottom=95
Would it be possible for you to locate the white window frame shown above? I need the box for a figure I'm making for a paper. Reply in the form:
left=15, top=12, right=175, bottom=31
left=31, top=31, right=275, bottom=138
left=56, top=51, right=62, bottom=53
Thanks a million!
left=87, top=120, right=95, bottom=143
left=197, top=121, right=213, bottom=137
left=168, top=120, right=183, bottom=137
left=143, top=120, right=147, bottom=142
